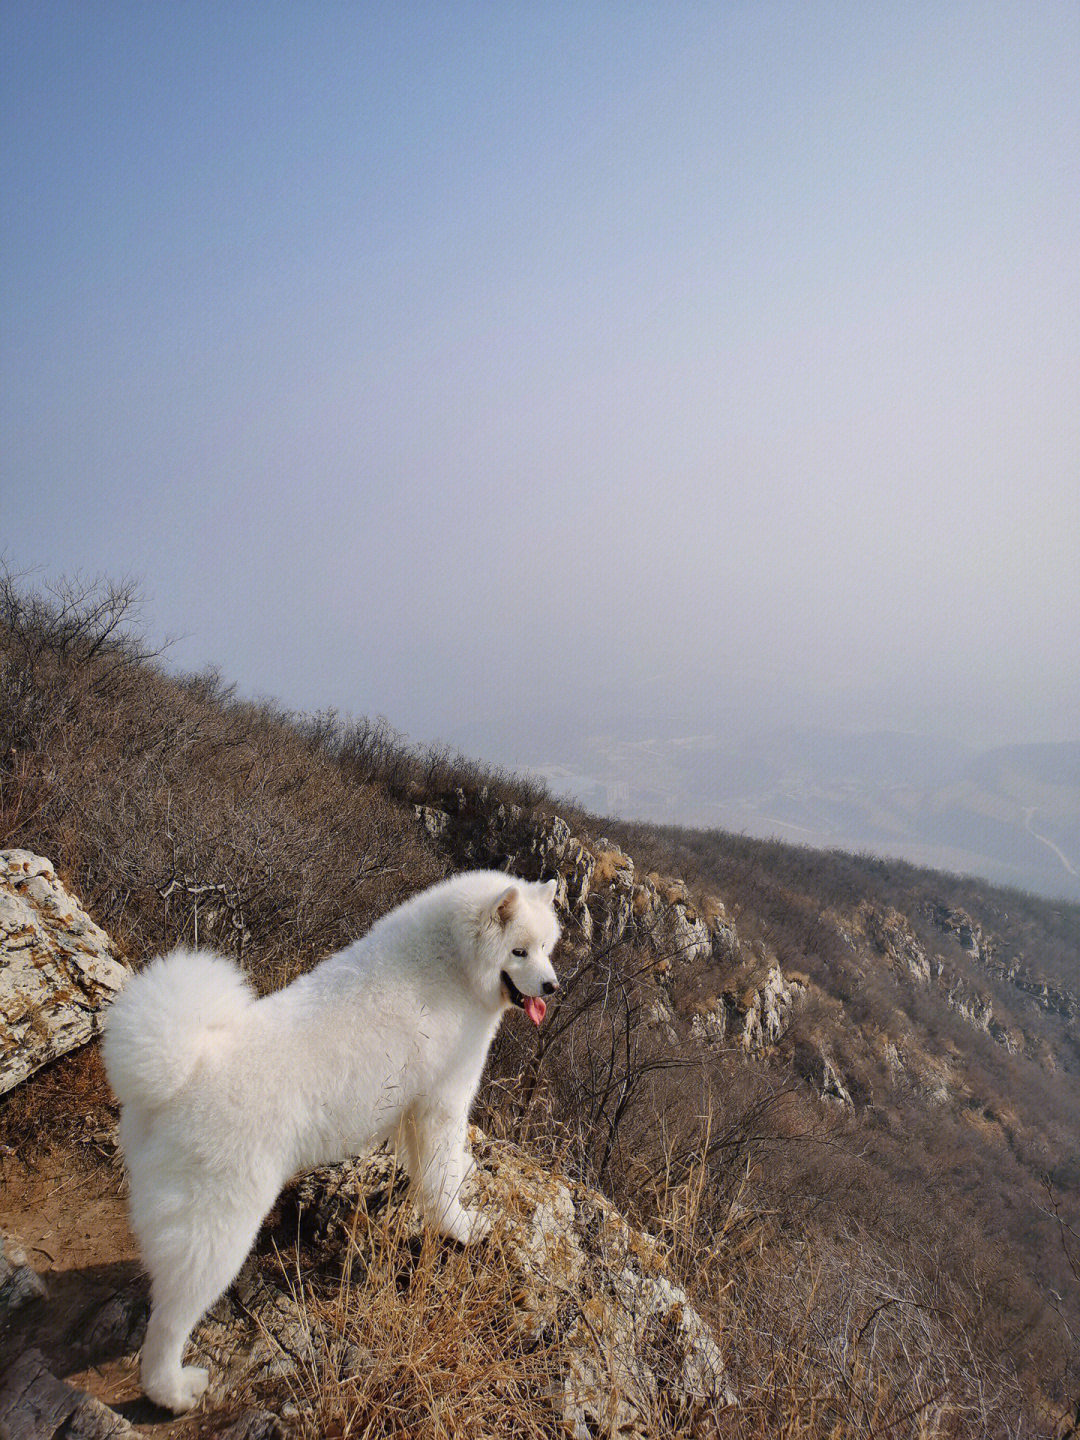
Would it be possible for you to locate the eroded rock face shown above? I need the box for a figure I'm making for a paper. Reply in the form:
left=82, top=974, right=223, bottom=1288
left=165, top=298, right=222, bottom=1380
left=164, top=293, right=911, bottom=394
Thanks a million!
left=928, top=900, right=1079, bottom=1023
left=819, top=1054, right=854, bottom=1107
left=691, top=965, right=804, bottom=1053
left=413, top=801, right=735, bottom=972
left=0, top=850, right=129, bottom=1094
left=202, top=1132, right=736, bottom=1439
left=864, top=904, right=934, bottom=983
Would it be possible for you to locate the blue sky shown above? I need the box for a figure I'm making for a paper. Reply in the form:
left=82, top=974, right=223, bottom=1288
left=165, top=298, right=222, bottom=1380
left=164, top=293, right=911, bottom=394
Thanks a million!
left=2, top=1, right=1077, bottom=763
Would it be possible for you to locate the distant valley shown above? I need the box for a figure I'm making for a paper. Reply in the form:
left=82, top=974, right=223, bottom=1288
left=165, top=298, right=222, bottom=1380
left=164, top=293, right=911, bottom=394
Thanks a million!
left=525, top=731, right=1080, bottom=904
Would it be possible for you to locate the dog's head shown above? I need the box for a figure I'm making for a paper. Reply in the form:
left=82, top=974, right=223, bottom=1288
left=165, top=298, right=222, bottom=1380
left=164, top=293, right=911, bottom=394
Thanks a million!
left=487, top=878, right=560, bottom=1025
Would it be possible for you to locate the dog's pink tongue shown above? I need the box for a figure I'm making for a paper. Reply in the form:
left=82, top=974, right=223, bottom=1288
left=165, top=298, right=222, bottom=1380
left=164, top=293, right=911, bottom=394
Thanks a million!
left=524, top=995, right=547, bottom=1026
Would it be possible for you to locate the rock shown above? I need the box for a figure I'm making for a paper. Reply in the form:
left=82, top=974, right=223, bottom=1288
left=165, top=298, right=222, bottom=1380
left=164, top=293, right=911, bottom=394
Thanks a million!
left=820, top=1055, right=854, bottom=1106
left=271, top=1131, right=736, bottom=1438
left=409, top=801, right=736, bottom=967
left=217, top=1410, right=289, bottom=1440
left=689, top=1006, right=725, bottom=1048
left=413, top=805, right=448, bottom=841
left=76, top=1279, right=146, bottom=1357
left=0, top=1233, right=47, bottom=1316
left=646, top=993, right=680, bottom=1045
left=0, top=1347, right=137, bottom=1439
left=192, top=1260, right=315, bottom=1396
left=0, top=850, right=130, bottom=1095
left=928, top=903, right=987, bottom=961
left=947, top=984, right=994, bottom=1033
left=703, top=896, right=738, bottom=962
left=865, top=905, right=932, bottom=983
left=641, top=900, right=713, bottom=967
left=592, top=843, right=634, bottom=886
left=714, top=966, right=803, bottom=1052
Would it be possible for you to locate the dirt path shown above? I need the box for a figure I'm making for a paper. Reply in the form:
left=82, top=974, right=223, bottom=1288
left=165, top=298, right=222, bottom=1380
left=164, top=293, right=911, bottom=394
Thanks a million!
left=0, top=1141, right=190, bottom=1436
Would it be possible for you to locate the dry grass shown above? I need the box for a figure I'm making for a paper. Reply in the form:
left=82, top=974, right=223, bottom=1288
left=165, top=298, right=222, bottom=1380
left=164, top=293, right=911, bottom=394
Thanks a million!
left=627, top=1131, right=1028, bottom=1440
left=0, top=1044, right=113, bottom=1153
left=231, top=1143, right=1029, bottom=1440
left=267, top=1171, right=560, bottom=1440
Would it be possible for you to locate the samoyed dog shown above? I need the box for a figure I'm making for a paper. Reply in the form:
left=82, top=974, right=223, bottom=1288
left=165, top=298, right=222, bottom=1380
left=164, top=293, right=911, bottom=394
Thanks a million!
left=103, top=870, right=560, bottom=1413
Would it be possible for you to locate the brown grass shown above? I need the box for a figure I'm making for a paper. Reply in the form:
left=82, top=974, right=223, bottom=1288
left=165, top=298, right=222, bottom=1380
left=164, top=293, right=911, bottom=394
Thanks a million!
left=268, top=1168, right=561, bottom=1440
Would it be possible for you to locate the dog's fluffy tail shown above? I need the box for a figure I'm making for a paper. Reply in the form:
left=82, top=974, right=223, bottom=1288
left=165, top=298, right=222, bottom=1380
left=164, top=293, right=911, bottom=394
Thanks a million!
left=102, top=948, right=256, bottom=1110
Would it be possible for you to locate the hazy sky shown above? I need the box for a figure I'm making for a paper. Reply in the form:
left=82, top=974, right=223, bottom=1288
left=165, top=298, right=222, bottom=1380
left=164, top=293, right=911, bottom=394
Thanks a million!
left=3, top=1, right=1078, bottom=766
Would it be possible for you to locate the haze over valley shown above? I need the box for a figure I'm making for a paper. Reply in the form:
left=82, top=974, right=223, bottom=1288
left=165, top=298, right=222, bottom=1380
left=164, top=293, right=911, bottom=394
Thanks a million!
left=503, top=728, right=1080, bottom=904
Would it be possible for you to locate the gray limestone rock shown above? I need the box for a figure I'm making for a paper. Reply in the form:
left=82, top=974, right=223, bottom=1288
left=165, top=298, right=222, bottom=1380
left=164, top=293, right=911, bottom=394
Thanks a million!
left=0, top=851, right=129, bottom=1095
left=0, top=1234, right=47, bottom=1317
left=277, top=1131, right=737, bottom=1439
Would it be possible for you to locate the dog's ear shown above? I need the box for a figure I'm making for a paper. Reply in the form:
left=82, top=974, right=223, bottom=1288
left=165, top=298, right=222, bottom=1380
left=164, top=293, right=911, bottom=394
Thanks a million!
left=494, top=886, right=520, bottom=926
left=540, top=878, right=557, bottom=905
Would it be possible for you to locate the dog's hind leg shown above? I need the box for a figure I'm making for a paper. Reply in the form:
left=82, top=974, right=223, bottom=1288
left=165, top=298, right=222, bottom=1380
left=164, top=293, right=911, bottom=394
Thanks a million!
left=139, top=1195, right=270, bottom=1413
left=401, top=1102, right=490, bottom=1245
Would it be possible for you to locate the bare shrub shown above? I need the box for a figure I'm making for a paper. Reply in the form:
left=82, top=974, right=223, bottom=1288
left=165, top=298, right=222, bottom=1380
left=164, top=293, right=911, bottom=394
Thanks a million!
left=0, top=566, right=443, bottom=987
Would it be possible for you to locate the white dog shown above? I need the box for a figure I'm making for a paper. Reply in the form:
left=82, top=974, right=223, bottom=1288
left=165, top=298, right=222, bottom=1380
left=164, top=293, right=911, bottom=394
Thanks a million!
left=102, top=871, right=560, bottom=1413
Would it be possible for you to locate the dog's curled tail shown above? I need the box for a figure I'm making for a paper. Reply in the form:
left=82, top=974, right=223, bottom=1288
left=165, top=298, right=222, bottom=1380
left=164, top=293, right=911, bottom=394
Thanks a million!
left=102, top=948, right=256, bottom=1110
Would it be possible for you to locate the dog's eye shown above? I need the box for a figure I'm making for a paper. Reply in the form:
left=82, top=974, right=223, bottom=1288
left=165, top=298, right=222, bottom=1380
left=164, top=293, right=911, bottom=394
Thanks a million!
left=511, top=947, right=528, bottom=958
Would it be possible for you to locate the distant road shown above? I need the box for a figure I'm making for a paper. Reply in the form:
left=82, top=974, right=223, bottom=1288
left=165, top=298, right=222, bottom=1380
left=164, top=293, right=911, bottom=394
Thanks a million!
left=1023, top=806, right=1078, bottom=878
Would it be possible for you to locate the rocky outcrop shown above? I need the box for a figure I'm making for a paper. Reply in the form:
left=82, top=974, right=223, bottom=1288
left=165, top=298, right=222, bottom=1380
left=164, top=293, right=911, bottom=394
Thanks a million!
left=273, top=1132, right=736, bottom=1439
left=847, top=898, right=1078, bottom=1063
left=413, top=796, right=810, bottom=1063
left=927, top=903, right=996, bottom=967
left=946, top=982, right=995, bottom=1034
left=413, top=797, right=735, bottom=971
left=690, top=965, right=804, bottom=1053
left=927, top=901, right=1078, bottom=1022
left=0, top=850, right=129, bottom=1094
left=819, top=1054, right=854, bottom=1106
left=864, top=904, right=935, bottom=983
left=738, top=965, right=804, bottom=1050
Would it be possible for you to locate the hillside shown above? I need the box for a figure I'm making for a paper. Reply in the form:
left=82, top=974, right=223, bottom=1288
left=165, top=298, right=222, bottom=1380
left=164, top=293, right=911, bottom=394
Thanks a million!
left=1, top=574, right=1078, bottom=1438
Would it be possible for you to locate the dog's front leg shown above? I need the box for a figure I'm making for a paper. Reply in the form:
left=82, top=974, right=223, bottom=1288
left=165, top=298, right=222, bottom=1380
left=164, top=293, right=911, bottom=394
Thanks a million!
left=401, top=1103, right=490, bottom=1244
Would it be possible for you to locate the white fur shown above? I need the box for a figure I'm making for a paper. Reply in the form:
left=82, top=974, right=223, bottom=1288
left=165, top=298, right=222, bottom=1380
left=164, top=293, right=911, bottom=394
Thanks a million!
left=102, top=870, right=560, bottom=1413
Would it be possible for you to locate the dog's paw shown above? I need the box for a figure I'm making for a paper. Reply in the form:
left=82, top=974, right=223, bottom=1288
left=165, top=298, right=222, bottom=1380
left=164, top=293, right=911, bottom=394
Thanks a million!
left=439, top=1204, right=491, bottom=1245
left=459, top=1206, right=493, bottom=1244
left=144, top=1364, right=210, bottom=1414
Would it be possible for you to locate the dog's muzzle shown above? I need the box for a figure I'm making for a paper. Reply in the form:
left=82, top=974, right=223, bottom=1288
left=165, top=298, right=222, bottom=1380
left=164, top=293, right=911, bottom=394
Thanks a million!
left=500, top=970, right=555, bottom=1026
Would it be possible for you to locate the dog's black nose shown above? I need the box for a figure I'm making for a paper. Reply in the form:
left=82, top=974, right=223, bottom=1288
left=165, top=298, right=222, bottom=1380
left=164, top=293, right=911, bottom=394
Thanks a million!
left=542, top=980, right=558, bottom=996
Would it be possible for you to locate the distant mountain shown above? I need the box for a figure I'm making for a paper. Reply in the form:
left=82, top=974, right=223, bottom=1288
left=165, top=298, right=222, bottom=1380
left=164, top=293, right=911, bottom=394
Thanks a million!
left=528, top=731, right=1080, bottom=903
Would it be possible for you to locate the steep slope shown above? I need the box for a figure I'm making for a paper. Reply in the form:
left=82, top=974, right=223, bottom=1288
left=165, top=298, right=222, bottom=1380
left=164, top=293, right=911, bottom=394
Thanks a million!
left=1, top=578, right=1073, bottom=1434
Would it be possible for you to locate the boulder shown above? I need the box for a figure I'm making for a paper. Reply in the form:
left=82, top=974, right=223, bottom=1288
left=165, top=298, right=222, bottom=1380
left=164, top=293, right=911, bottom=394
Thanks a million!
left=0, top=851, right=129, bottom=1095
